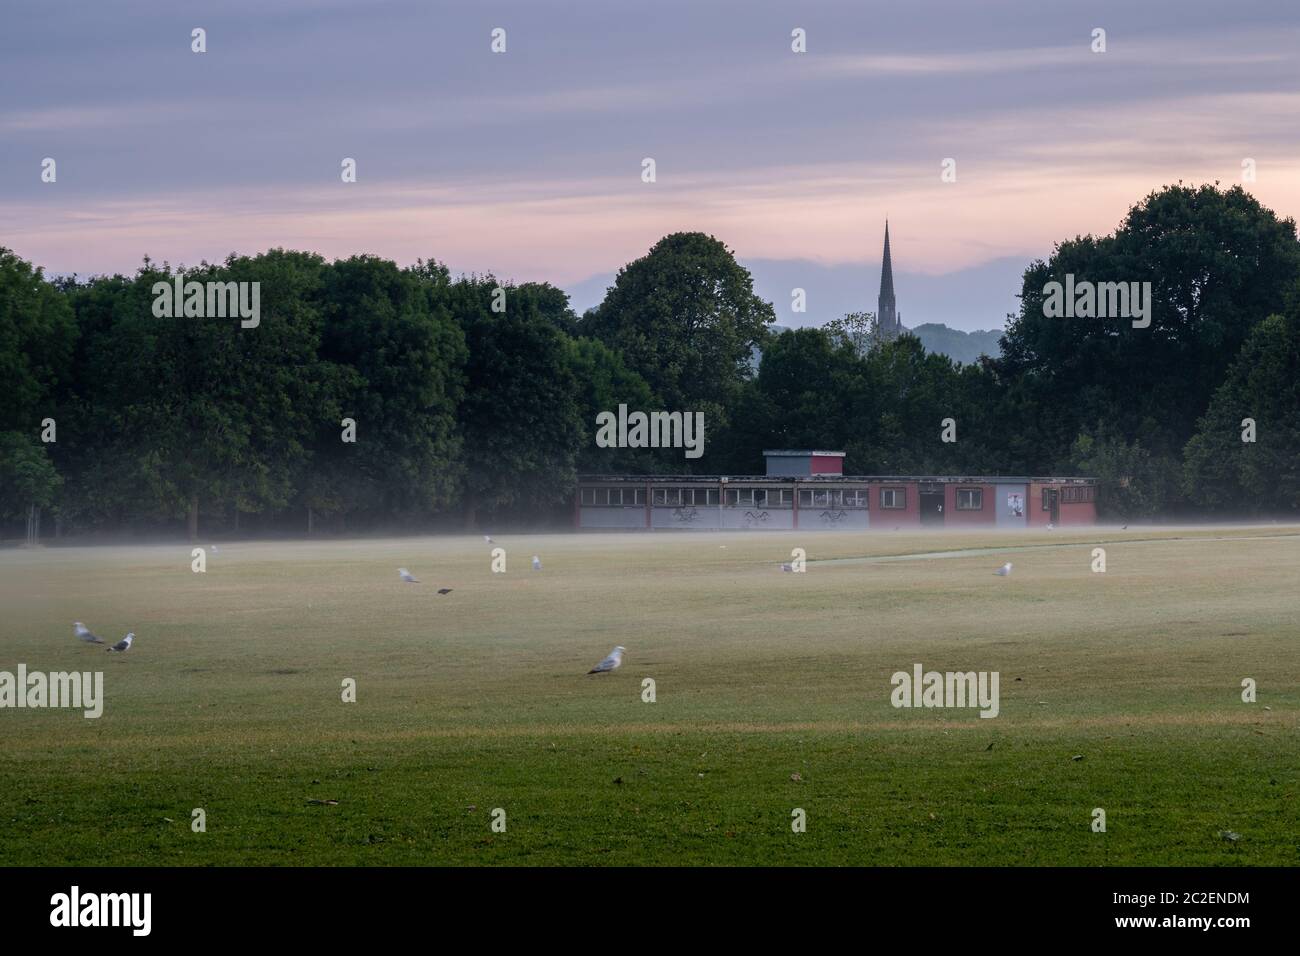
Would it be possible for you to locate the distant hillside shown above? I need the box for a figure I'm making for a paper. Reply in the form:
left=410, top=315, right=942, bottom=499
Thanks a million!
left=750, top=323, right=1000, bottom=370
left=907, top=323, right=1002, bottom=364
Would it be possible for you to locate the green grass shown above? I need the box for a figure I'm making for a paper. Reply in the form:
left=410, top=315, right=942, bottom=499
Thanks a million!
left=1, top=526, right=1297, bottom=865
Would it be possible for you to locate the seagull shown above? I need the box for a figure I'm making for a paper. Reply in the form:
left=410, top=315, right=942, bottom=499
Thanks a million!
left=587, top=646, right=625, bottom=674
left=780, top=563, right=794, bottom=572
left=532, top=555, right=542, bottom=571
left=483, top=535, right=495, bottom=544
left=74, top=622, right=104, bottom=644
left=106, top=632, right=134, bottom=653
left=994, top=562, right=1012, bottom=576
left=398, top=568, right=420, bottom=583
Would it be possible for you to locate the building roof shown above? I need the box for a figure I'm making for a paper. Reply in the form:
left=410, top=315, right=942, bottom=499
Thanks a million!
left=762, top=449, right=846, bottom=458
left=578, top=475, right=1098, bottom=484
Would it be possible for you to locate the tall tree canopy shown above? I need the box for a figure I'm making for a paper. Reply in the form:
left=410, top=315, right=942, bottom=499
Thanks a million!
left=452, top=277, right=584, bottom=528
left=580, top=232, right=775, bottom=426
left=1184, top=308, right=1300, bottom=514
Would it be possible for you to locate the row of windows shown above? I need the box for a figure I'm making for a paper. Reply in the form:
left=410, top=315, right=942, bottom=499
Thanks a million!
left=582, top=486, right=920, bottom=509
left=1059, top=485, right=1096, bottom=503
left=580, top=487, right=646, bottom=506
left=583, top=485, right=1094, bottom=510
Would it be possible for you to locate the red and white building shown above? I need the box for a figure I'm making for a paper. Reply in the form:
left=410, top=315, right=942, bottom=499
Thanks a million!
left=576, top=450, right=1098, bottom=531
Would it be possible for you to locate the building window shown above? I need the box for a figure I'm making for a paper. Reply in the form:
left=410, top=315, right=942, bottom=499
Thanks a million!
left=726, top=488, right=767, bottom=508
left=841, top=489, right=868, bottom=508
left=1061, top=485, right=1096, bottom=503
left=956, top=488, right=983, bottom=510
left=777, top=489, right=793, bottom=507
left=880, top=487, right=906, bottom=509
left=632, top=488, right=645, bottom=505
left=799, top=488, right=834, bottom=508
left=653, top=488, right=683, bottom=507
left=580, top=488, right=595, bottom=506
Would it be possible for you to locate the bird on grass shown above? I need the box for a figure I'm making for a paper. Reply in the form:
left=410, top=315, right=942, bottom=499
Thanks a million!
left=398, top=568, right=420, bottom=583
left=437, top=588, right=453, bottom=595
left=74, top=622, right=104, bottom=644
left=483, top=535, right=495, bottom=545
left=994, top=562, right=1013, bottom=576
left=107, top=632, right=134, bottom=653
left=587, top=646, right=625, bottom=674
left=532, top=555, right=542, bottom=571
left=780, top=563, right=794, bottom=572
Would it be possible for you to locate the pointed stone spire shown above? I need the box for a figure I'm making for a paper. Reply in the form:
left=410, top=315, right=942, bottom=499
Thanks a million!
left=877, top=221, right=899, bottom=337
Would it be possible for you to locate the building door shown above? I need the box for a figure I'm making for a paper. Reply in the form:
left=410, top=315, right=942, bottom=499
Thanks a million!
left=1043, top=488, right=1059, bottom=524
left=919, top=490, right=945, bottom=525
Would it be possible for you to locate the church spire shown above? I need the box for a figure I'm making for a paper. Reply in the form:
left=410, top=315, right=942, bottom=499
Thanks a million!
left=877, top=220, right=899, bottom=336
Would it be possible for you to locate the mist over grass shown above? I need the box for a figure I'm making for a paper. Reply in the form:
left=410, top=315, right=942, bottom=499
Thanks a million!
left=2, top=527, right=1296, bottom=865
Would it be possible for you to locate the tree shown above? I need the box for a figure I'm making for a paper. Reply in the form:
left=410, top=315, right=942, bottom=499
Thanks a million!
left=318, top=255, right=467, bottom=525
left=580, top=233, right=775, bottom=428
left=0, top=432, right=60, bottom=523
left=452, top=277, right=584, bottom=528
left=1070, top=429, right=1180, bottom=519
left=997, top=183, right=1300, bottom=490
left=824, top=311, right=882, bottom=356
left=564, top=336, right=660, bottom=473
left=0, top=248, right=77, bottom=434
left=0, top=249, right=75, bottom=535
left=1183, top=311, right=1300, bottom=513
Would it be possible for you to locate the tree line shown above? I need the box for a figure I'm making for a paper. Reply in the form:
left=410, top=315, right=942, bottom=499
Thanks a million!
left=2, top=183, right=1298, bottom=540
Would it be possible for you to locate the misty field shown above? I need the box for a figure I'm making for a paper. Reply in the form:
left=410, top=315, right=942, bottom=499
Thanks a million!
left=1, top=527, right=1297, bottom=866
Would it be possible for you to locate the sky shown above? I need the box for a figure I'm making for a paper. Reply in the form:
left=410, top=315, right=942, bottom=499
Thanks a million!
left=3, top=0, right=1299, bottom=330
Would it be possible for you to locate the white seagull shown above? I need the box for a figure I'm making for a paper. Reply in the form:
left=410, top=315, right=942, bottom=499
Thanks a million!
left=483, top=535, right=495, bottom=544
left=532, top=555, right=542, bottom=571
left=587, top=646, right=625, bottom=674
left=74, top=622, right=104, bottom=644
left=107, top=632, right=134, bottom=653
left=398, top=568, right=420, bottom=583
left=994, top=562, right=1013, bottom=576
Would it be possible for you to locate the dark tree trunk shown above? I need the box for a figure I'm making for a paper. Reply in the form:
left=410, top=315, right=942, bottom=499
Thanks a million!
left=187, top=494, right=199, bottom=542
left=307, top=506, right=314, bottom=536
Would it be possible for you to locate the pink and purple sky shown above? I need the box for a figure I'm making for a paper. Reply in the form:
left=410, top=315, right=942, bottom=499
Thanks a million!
left=3, top=0, right=1299, bottom=329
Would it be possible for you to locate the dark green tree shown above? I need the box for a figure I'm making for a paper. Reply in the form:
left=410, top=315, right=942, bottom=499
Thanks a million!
left=580, top=232, right=776, bottom=428
left=1184, top=310, right=1300, bottom=513
left=452, top=277, right=584, bottom=528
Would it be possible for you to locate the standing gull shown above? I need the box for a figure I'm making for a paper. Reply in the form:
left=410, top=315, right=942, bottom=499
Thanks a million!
left=107, top=632, right=134, bottom=653
left=398, top=568, right=420, bottom=583
left=994, top=562, right=1013, bottom=576
left=532, top=555, right=542, bottom=571
left=587, top=646, right=625, bottom=674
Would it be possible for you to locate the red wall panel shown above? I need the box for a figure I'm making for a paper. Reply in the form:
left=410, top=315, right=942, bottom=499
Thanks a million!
left=944, top=483, right=996, bottom=526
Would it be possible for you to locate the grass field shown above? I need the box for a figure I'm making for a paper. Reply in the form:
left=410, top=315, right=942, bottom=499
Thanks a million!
left=1, top=526, right=1297, bottom=866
